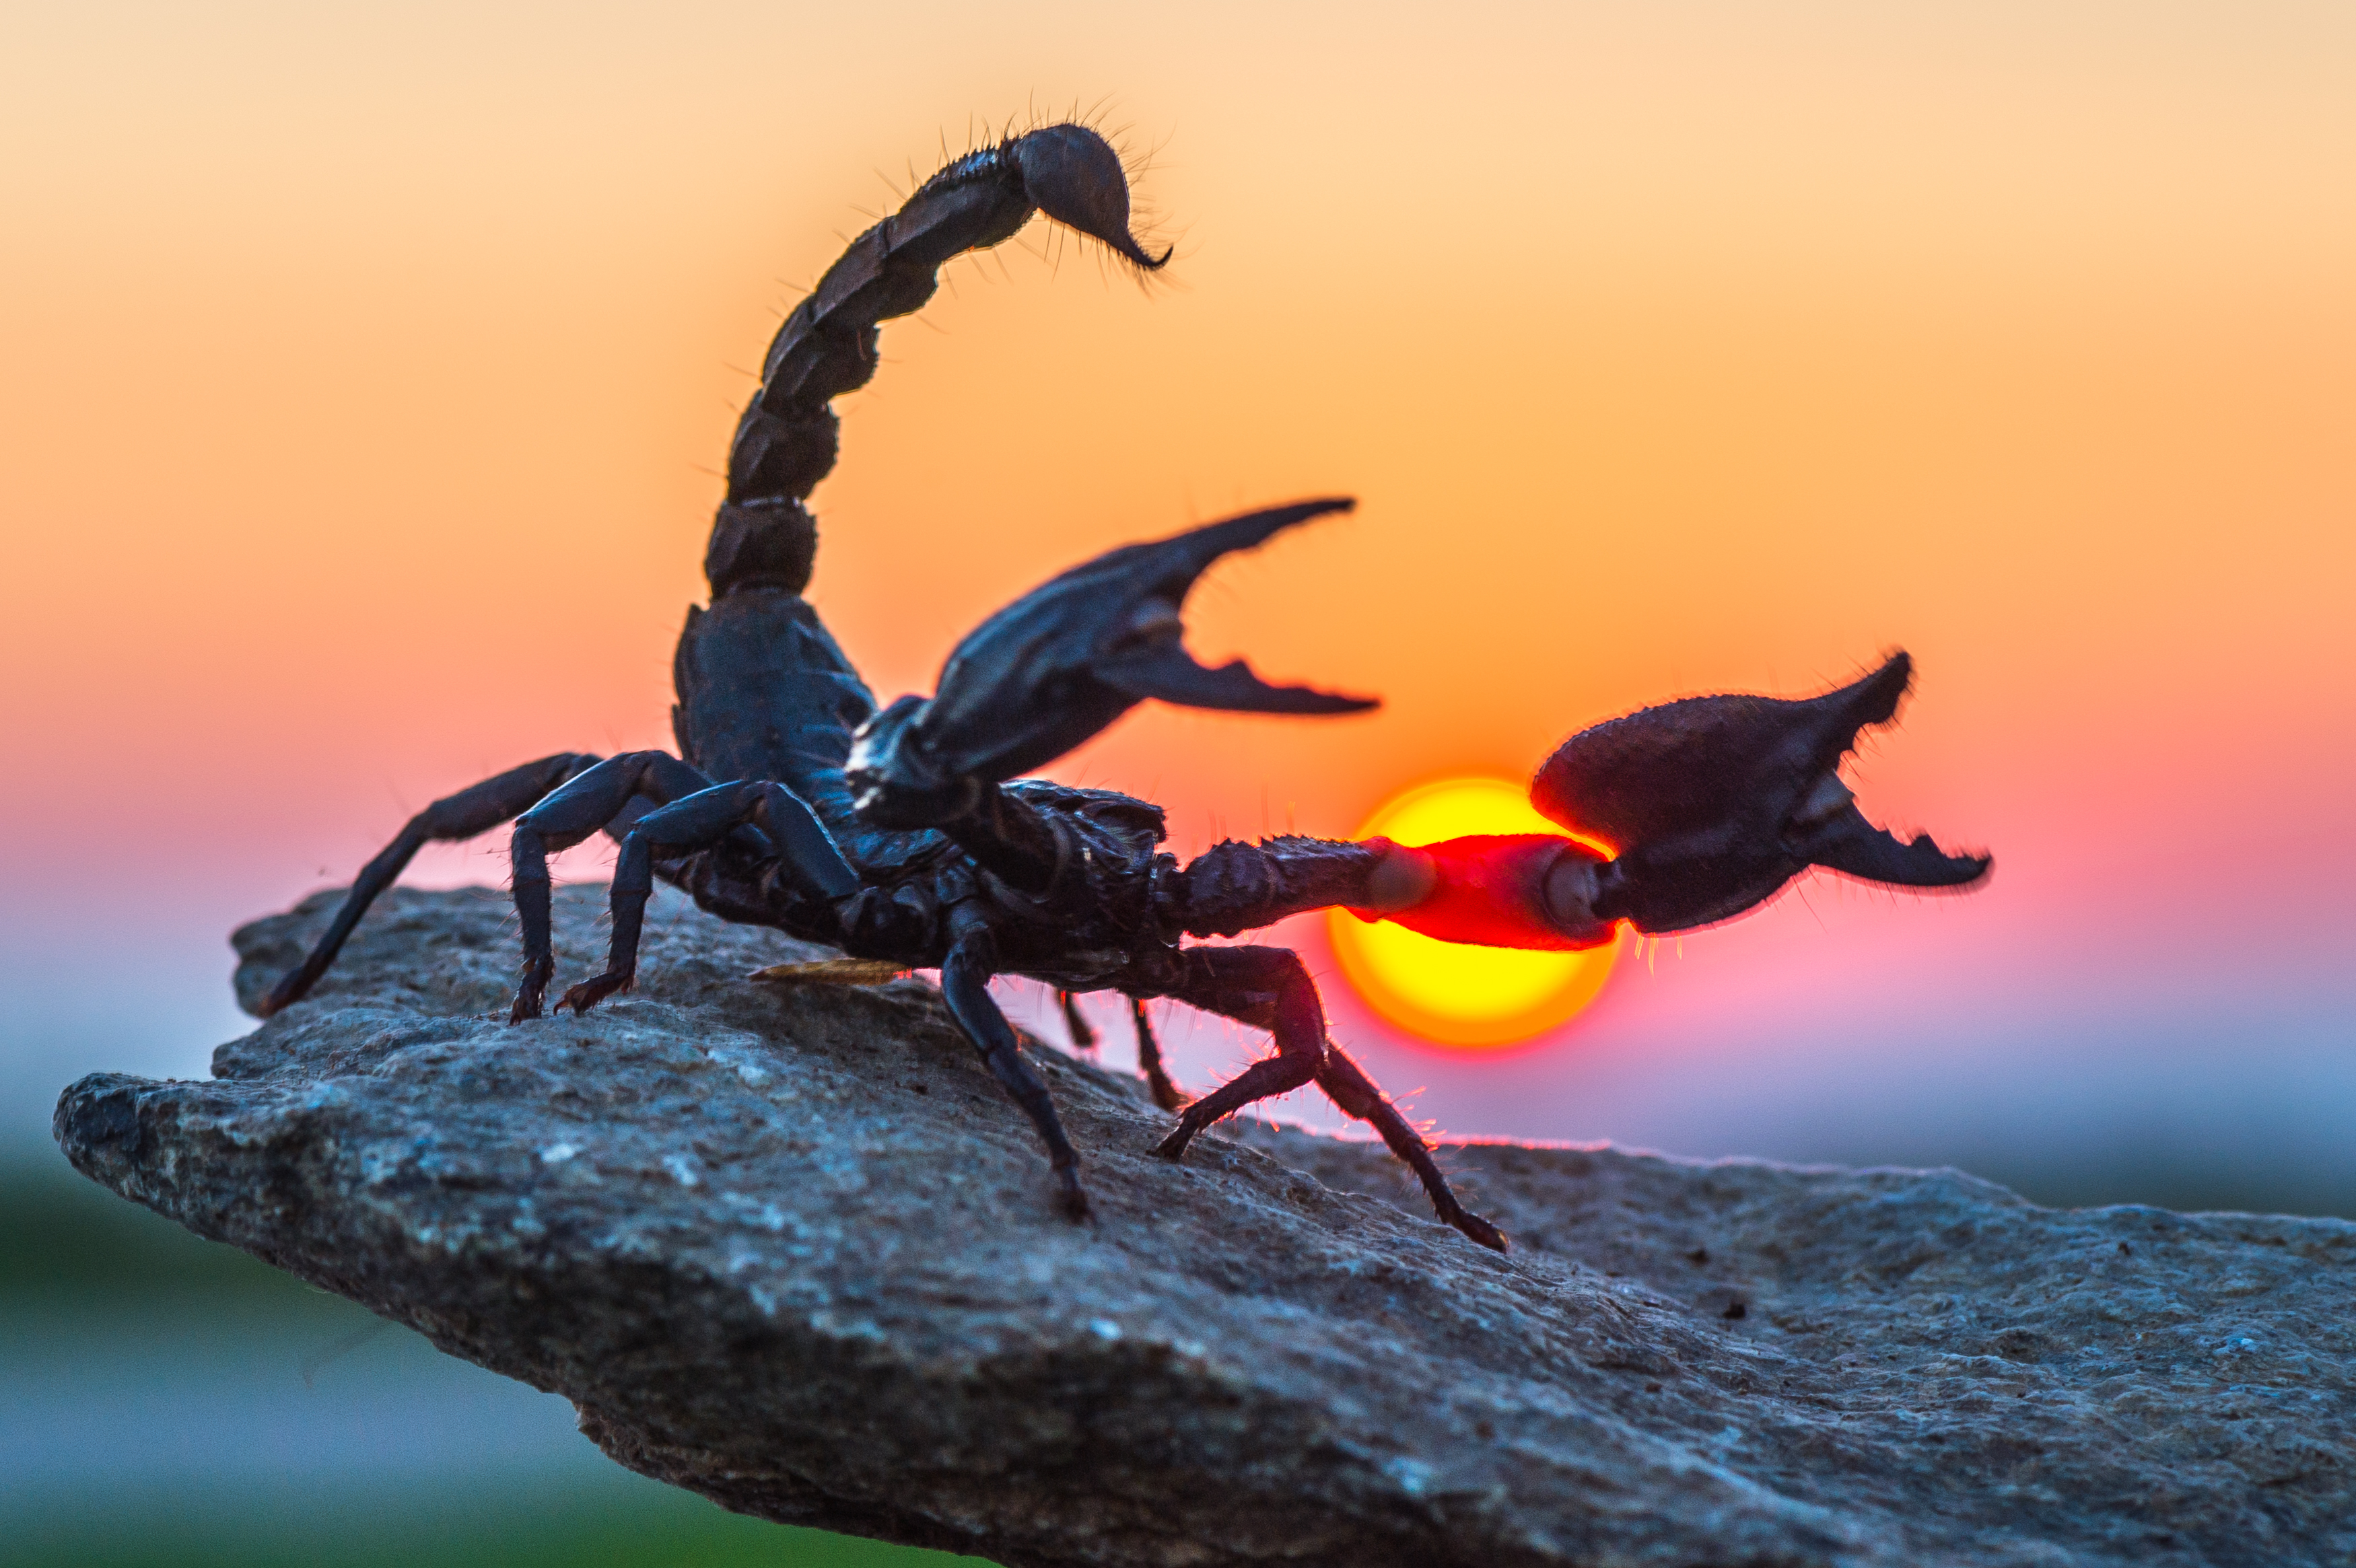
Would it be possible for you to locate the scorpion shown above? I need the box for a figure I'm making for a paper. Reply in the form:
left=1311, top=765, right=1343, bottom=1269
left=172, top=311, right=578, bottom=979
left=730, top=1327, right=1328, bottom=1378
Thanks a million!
left=259, top=123, right=1990, bottom=1251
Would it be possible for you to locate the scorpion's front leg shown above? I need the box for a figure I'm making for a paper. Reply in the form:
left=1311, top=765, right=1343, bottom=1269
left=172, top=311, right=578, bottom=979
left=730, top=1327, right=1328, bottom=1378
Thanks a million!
left=1148, top=948, right=1327, bottom=1154
left=1145, top=945, right=1507, bottom=1252
left=1129, top=999, right=1189, bottom=1113
left=551, top=779, right=859, bottom=1016
left=940, top=908, right=1090, bottom=1222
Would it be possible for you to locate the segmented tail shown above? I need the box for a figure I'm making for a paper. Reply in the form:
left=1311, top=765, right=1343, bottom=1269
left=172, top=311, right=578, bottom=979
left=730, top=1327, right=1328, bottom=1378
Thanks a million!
left=705, top=124, right=1167, bottom=598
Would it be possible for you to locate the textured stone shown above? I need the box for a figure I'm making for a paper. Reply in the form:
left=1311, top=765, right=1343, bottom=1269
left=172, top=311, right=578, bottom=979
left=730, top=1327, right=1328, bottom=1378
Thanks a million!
left=55, top=886, right=2356, bottom=1567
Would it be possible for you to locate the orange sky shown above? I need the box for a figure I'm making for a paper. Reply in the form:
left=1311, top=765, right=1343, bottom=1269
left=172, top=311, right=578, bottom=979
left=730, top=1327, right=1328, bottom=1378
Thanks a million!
left=3, top=2, right=2351, bottom=1168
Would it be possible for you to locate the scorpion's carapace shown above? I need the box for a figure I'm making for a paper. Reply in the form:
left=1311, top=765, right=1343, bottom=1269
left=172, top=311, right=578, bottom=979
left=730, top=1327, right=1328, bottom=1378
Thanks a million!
left=254, top=122, right=1990, bottom=1255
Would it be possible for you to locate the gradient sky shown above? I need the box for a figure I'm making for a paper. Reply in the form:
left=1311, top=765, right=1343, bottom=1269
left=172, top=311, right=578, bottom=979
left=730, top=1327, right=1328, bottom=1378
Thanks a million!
left=3, top=2, right=2350, bottom=1203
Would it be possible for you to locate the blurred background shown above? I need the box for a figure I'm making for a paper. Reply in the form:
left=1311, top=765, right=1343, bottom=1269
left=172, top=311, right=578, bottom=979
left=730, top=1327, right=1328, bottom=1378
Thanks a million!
left=3, top=1, right=2349, bottom=1563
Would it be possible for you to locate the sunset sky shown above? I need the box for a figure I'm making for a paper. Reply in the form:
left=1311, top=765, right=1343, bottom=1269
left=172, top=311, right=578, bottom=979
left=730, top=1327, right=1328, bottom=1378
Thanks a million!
left=3, top=1, right=2350, bottom=1206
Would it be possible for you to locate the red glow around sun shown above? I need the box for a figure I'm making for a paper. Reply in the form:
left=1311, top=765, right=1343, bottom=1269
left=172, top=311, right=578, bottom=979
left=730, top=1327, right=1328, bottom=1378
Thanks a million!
left=1330, top=777, right=1620, bottom=1048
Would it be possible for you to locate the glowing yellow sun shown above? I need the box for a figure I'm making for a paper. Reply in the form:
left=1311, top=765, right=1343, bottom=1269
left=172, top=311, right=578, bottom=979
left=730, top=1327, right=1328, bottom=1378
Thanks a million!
left=1329, top=777, right=1620, bottom=1048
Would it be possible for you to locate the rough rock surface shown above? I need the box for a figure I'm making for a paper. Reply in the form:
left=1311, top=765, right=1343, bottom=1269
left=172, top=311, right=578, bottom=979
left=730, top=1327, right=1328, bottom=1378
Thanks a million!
left=55, top=886, right=2356, bottom=1567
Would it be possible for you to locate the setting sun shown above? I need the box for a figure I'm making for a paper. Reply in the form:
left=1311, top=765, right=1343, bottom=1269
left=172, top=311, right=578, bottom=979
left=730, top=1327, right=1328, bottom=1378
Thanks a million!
left=1330, top=778, right=1621, bottom=1048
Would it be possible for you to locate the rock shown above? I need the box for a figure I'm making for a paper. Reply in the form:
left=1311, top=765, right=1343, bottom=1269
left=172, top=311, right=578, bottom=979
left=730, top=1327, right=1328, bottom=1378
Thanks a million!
left=55, top=886, right=2356, bottom=1568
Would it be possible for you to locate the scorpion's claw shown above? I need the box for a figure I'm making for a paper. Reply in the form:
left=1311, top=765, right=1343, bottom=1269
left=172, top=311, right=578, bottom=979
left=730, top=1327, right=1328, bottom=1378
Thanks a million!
left=1533, top=651, right=1991, bottom=935
left=559, top=971, right=633, bottom=1015
left=509, top=957, right=555, bottom=1024
left=1444, top=1205, right=1511, bottom=1254
left=847, top=499, right=1373, bottom=827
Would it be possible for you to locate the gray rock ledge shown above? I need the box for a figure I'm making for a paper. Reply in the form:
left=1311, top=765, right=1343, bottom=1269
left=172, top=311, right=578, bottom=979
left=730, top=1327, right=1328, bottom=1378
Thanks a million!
left=54, top=886, right=2355, bottom=1567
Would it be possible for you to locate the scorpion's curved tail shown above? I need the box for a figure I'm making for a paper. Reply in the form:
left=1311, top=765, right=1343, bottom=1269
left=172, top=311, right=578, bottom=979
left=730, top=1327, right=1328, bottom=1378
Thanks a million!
left=704, top=124, right=1167, bottom=599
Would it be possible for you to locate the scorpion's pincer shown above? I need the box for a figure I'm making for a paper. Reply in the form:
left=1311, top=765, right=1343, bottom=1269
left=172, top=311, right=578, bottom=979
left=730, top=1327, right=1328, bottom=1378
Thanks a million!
left=1534, top=651, right=1991, bottom=935
left=845, top=499, right=1376, bottom=829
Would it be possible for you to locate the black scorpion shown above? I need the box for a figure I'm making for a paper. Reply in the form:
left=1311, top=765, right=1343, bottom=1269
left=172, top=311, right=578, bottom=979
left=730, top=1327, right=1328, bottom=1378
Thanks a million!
left=261, top=124, right=1990, bottom=1250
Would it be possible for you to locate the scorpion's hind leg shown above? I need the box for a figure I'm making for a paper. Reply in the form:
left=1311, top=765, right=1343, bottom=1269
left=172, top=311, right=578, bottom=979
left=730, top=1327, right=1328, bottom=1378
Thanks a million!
left=553, top=778, right=857, bottom=1016
left=940, top=911, right=1090, bottom=1222
left=1148, top=946, right=1506, bottom=1252
left=258, top=753, right=599, bottom=1016
left=506, top=751, right=719, bottom=1021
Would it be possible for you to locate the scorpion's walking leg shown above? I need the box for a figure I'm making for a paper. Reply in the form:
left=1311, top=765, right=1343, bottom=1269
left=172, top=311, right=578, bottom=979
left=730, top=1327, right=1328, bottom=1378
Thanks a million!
left=940, top=909, right=1089, bottom=1221
left=1309, top=1045, right=1506, bottom=1253
left=261, top=753, right=598, bottom=1015
left=507, top=752, right=718, bottom=1020
left=1057, top=991, right=1097, bottom=1056
left=557, top=780, right=856, bottom=1015
left=1130, top=998, right=1189, bottom=1112
left=1148, top=948, right=1330, bottom=1153
left=1152, top=946, right=1506, bottom=1252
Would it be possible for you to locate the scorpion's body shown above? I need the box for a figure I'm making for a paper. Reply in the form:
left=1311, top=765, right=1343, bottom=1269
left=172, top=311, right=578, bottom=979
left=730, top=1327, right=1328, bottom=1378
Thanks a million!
left=262, top=124, right=1990, bottom=1250
left=670, top=584, right=1173, bottom=983
left=670, top=585, right=1385, bottom=989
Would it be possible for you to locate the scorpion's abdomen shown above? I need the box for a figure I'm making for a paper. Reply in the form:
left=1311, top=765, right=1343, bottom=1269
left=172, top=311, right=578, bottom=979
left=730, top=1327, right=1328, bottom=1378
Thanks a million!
left=672, top=588, right=874, bottom=804
left=672, top=587, right=956, bottom=881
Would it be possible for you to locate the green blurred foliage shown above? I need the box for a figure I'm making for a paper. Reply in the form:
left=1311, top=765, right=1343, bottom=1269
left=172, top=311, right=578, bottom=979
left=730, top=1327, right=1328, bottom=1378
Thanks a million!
left=3, top=1481, right=981, bottom=1568
left=2, top=1156, right=306, bottom=1301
